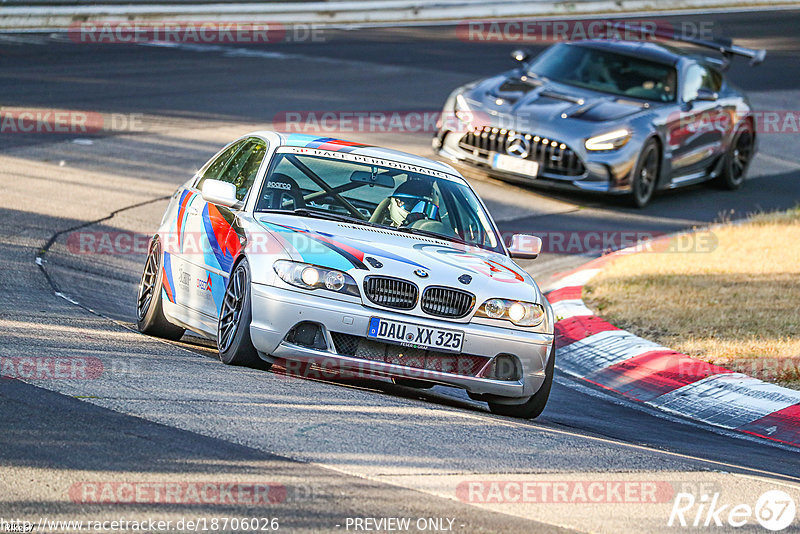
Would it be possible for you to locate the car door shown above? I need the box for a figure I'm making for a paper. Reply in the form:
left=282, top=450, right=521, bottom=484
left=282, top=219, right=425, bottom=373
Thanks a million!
left=163, top=139, right=247, bottom=323
left=666, top=63, right=728, bottom=178
left=184, top=137, right=268, bottom=319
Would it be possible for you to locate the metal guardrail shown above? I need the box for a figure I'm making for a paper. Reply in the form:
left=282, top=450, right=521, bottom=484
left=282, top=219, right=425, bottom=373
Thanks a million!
left=1, top=0, right=797, bottom=29
left=0, top=0, right=324, bottom=4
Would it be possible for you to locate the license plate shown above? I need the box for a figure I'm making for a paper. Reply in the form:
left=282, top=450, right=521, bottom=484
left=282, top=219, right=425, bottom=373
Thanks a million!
left=491, top=153, right=539, bottom=177
left=367, top=318, right=464, bottom=353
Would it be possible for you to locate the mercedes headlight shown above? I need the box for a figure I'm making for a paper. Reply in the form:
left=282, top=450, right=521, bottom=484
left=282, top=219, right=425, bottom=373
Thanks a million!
left=585, top=129, right=631, bottom=151
left=454, top=93, right=474, bottom=124
left=476, top=298, right=545, bottom=327
left=273, top=260, right=359, bottom=297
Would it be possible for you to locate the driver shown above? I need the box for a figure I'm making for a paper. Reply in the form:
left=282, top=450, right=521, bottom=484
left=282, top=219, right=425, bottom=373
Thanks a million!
left=388, top=179, right=439, bottom=227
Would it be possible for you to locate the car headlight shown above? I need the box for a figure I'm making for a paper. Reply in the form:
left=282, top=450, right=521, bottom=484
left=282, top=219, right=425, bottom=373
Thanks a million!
left=585, top=129, right=631, bottom=151
left=273, top=260, right=359, bottom=297
left=475, top=298, right=545, bottom=327
left=454, top=93, right=474, bottom=124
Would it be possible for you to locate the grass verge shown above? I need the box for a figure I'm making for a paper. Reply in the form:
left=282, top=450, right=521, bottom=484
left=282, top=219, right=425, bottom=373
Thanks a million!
left=584, top=207, right=800, bottom=389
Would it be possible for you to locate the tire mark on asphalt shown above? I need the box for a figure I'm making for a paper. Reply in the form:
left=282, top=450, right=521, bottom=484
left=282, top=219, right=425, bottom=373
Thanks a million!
left=35, top=194, right=170, bottom=309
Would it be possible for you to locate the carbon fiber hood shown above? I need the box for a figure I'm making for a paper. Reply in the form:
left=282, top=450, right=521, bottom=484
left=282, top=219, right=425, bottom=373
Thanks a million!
left=464, top=73, right=651, bottom=128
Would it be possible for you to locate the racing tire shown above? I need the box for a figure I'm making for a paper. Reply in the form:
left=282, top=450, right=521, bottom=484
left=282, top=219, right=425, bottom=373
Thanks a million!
left=218, top=258, right=271, bottom=370
left=715, top=123, right=754, bottom=190
left=136, top=238, right=185, bottom=340
left=629, top=139, right=660, bottom=208
left=488, top=345, right=555, bottom=419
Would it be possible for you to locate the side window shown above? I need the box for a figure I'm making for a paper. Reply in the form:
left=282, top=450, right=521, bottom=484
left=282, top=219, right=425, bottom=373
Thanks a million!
left=218, top=140, right=267, bottom=201
left=681, top=64, right=722, bottom=102
left=705, top=68, right=723, bottom=92
left=233, top=140, right=267, bottom=201
left=196, top=140, right=247, bottom=191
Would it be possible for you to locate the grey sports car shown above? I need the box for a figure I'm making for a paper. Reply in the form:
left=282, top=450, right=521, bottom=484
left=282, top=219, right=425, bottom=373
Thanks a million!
left=433, top=31, right=765, bottom=207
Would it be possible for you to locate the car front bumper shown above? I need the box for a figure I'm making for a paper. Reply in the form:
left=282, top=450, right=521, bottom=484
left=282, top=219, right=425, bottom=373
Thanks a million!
left=434, top=129, right=640, bottom=194
left=249, top=283, right=553, bottom=401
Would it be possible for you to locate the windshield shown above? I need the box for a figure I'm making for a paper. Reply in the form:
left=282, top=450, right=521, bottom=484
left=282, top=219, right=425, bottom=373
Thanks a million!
left=528, top=43, right=677, bottom=103
left=255, top=148, right=502, bottom=252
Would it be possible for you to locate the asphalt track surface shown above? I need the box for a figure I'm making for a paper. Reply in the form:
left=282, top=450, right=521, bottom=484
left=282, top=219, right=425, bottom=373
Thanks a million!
left=1, top=9, right=800, bottom=533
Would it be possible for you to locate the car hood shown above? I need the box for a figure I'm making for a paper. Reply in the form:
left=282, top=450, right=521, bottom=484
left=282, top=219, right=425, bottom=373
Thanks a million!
left=256, top=214, right=542, bottom=304
left=464, top=72, right=653, bottom=129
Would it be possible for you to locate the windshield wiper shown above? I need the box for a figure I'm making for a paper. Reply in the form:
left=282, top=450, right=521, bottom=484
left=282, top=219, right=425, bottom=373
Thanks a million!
left=284, top=208, right=386, bottom=228
left=392, top=225, right=472, bottom=247
left=292, top=208, right=358, bottom=222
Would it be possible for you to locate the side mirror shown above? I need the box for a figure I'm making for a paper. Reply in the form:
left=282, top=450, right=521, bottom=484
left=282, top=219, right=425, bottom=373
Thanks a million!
left=511, top=49, right=530, bottom=63
left=201, top=179, right=238, bottom=207
left=508, top=233, right=542, bottom=259
left=694, top=88, right=718, bottom=102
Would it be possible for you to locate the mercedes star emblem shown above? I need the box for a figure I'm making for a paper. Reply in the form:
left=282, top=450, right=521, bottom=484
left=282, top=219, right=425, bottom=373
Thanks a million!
left=506, top=134, right=530, bottom=158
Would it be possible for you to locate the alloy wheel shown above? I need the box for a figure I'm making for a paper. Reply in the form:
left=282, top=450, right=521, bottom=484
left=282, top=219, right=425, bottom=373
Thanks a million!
left=730, top=130, right=754, bottom=184
left=637, top=146, right=658, bottom=203
left=218, top=265, right=246, bottom=352
left=137, top=241, right=160, bottom=321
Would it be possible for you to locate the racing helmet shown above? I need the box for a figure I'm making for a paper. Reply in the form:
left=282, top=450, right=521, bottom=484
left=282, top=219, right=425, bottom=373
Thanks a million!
left=388, top=178, right=439, bottom=226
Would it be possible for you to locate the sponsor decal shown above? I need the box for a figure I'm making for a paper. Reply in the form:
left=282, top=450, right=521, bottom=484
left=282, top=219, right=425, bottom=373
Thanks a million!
left=413, top=243, right=525, bottom=283
left=177, top=267, right=190, bottom=288
left=197, top=274, right=213, bottom=292
left=266, top=181, right=292, bottom=190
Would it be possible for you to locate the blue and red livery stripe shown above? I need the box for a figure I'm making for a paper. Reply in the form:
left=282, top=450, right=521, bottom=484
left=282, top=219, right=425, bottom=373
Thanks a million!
left=161, top=251, right=176, bottom=303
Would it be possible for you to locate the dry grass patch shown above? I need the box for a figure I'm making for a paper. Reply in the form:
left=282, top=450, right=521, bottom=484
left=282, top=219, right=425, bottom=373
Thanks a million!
left=584, top=207, right=800, bottom=389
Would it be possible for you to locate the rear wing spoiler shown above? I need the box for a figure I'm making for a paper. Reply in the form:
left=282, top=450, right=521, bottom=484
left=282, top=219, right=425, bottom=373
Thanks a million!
left=607, top=21, right=766, bottom=69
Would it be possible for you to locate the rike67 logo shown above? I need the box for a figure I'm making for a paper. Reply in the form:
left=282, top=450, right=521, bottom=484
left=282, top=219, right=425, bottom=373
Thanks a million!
left=669, top=489, right=796, bottom=531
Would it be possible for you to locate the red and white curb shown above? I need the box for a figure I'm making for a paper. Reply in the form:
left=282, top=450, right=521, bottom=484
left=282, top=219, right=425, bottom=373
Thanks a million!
left=545, top=254, right=800, bottom=448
